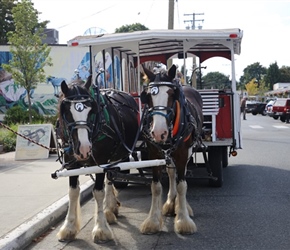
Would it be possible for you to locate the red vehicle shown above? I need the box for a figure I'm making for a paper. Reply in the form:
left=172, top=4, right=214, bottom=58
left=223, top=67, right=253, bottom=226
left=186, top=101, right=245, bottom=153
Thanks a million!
left=272, top=98, right=290, bottom=122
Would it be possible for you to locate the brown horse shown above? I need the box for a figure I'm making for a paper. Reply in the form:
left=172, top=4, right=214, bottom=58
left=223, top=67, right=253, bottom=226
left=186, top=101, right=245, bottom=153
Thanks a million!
left=56, top=76, right=139, bottom=243
left=140, top=64, right=203, bottom=234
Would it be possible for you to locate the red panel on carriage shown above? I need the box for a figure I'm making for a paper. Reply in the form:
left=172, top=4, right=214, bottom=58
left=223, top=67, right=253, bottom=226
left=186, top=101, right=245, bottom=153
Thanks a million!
left=216, top=94, right=232, bottom=138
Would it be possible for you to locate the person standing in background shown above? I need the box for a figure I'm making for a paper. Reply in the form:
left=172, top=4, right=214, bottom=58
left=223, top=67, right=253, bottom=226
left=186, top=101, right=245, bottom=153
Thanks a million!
left=240, top=97, right=247, bottom=120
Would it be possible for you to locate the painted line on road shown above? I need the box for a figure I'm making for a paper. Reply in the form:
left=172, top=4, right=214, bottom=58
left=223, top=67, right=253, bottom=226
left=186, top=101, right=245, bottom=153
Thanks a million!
left=249, top=125, right=263, bottom=129
left=273, top=125, right=289, bottom=129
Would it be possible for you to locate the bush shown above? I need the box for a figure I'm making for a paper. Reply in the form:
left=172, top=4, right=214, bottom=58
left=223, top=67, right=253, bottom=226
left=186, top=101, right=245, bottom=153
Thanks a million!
left=0, top=124, right=17, bottom=152
left=3, top=105, right=45, bottom=125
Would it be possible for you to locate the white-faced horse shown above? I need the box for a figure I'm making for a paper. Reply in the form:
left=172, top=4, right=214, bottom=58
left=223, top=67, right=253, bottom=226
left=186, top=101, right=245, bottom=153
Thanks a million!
left=140, top=64, right=203, bottom=234
left=56, top=76, right=139, bottom=243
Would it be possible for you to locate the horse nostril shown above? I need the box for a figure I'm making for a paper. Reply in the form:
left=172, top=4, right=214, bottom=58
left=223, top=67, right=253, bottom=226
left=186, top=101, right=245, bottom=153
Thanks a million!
left=161, top=131, right=167, bottom=140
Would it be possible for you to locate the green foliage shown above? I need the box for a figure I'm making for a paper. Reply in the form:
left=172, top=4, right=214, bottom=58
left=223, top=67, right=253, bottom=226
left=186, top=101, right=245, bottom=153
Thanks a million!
left=264, top=62, right=281, bottom=89
left=115, top=23, right=149, bottom=33
left=202, top=72, right=230, bottom=89
left=240, top=62, right=267, bottom=86
left=2, top=0, right=52, bottom=123
left=279, top=66, right=290, bottom=83
left=0, top=123, right=17, bottom=152
left=0, top=0, right=16, bottom=45
left=3, top=105, right=44, bottom=125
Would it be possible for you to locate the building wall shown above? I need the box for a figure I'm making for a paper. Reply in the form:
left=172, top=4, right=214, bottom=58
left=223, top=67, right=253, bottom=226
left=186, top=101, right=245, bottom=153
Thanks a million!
left=0, top=45, right=89, bottom=117
left=273, top=82, right=290, bottom=90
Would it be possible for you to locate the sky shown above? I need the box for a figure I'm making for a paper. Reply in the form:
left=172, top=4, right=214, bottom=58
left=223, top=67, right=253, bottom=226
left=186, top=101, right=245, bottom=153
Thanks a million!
left=32, top=0, right=290, bottom=80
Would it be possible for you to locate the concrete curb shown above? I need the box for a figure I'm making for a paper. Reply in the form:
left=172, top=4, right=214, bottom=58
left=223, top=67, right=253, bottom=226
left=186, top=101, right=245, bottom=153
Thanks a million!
left=0, top=180, right=94, bottom=250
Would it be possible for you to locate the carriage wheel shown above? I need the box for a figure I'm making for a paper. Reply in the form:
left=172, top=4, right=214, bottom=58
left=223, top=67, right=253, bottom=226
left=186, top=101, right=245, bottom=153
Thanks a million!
left=208, top=147, right=223, bottom=187
left=221, top=146, right=228, bottom=168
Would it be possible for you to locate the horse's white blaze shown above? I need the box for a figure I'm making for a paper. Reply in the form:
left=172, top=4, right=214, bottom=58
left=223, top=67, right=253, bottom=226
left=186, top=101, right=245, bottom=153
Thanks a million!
left=151, top=86, right=170, bottom=142
left=70, top=104, right=92, bottom=159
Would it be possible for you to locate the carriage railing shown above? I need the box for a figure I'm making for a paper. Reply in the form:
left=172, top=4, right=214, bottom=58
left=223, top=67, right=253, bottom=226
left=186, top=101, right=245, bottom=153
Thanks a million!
left=198, top=89, right=220, bottom=142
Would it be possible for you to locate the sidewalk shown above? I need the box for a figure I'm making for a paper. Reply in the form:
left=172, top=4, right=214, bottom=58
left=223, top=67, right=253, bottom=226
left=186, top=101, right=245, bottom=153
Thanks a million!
left=0, top=152, right=94, bottom=250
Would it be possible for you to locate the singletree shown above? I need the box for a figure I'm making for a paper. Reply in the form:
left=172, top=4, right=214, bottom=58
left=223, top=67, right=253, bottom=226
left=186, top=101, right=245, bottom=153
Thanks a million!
left=3, top=0, right=52, bottom=123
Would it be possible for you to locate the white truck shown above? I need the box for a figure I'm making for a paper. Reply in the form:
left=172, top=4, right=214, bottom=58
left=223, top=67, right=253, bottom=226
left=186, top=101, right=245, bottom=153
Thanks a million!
left=67, top=28, right=243, bottom=187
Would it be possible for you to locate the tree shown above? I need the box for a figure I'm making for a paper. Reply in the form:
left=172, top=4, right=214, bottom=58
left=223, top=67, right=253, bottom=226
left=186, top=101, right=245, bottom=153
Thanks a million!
left=240, top=62, right=267, bottom=86
left=279, top=66, right=290, bottom=83
left=245, top=79, right=258, bottom=96
left=0, top=0, right=16, bottom=45
left=115, top=23, right=149, bottom=33
left=202, top=72, right=230, bottom=89
left=2, top=0, right=52, bottom=123
left=263, top=62, right=281, bottom=90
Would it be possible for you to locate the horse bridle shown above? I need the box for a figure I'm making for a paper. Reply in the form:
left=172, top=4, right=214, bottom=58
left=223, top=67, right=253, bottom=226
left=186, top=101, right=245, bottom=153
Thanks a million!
left=60, top=86, right=96, bottom=145
left=143, top=81, right=183, bottom=144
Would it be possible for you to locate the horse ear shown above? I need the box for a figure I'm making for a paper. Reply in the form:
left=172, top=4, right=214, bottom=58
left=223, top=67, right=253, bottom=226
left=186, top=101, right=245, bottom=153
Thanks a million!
left=60, top=80, right=68, bottom=95
left=85, top=75, right=92, bottom=90
left=140, top=90, right=149, bottom=104
left=168, top=64, right=177, bottom=80
left=142, top=64, right=155, bottom=82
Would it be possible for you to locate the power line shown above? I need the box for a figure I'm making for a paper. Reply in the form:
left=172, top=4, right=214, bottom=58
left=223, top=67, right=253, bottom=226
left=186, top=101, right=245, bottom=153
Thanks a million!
left=184, top=12, right=204, bottom=30
left=55, top=4, right=118, bottom=30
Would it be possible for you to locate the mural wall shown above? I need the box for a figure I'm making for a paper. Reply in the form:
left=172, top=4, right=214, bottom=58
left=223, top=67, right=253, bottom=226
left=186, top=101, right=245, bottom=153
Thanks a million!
left=0, top=45, right=89, bottom=117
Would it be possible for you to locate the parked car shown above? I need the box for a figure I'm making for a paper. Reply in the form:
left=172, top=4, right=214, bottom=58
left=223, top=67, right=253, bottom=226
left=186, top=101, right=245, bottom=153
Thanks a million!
left=266, top=99, right=276, bottom=117
left=271, top=98, right=290, bottom=122
left=246, top=100, right=259, bottom=113
left=251, top=102, right=267, bottom=116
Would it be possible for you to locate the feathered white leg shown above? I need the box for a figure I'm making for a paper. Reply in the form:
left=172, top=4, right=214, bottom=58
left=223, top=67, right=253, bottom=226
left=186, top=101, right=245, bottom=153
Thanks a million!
left=104, top=177, right=120, bottom=224
left=162, top=167, right=176, bottom=216
left=57, top=186, right=81, bottom=241
left=92, top=189, right=113, bottom=243
left=174, top=180, right=197, bottom=234
left=140, top=181, right=163, bottom=234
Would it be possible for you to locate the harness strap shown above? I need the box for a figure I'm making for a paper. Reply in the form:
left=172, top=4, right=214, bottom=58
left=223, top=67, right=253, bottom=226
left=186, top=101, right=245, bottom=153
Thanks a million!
left=172, top=100, right=180, bottom=137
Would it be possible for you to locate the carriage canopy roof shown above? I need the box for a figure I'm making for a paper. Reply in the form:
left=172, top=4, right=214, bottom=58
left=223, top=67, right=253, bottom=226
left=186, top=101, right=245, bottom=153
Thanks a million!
left=67, top=28, right=243, bottom=64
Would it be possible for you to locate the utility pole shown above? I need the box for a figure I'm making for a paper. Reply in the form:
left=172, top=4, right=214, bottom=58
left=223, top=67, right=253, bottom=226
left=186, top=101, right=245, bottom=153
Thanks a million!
left=184, top=12, right=204, bottom=88
left=167, top=0, right=175, bottom=69
left=184, top=13, right=204, bottom=30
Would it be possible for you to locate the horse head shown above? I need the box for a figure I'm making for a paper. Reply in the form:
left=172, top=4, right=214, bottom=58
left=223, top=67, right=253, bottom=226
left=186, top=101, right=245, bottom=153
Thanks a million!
left=141, top=64, right=182, bottom=143
left=58, top=76, right=96, bottom=161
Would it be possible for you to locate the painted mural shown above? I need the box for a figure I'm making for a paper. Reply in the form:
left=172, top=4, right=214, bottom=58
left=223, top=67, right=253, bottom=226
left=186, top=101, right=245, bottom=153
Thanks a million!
left=0, top=45, right=90, bottom=117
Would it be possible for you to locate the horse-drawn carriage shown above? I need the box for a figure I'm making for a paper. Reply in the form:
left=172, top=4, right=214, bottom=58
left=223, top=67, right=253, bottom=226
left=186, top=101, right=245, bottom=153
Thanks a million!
left=51, top=28, right=243, bottom=242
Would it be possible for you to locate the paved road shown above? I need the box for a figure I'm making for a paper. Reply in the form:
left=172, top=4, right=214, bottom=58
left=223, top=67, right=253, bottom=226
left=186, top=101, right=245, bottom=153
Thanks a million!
left=25, top=114, right=290, bottom=250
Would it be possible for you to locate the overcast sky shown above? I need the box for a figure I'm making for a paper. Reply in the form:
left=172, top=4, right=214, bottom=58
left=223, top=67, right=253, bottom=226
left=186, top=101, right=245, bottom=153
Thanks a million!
left=32, top=0, right=290, bottom=80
